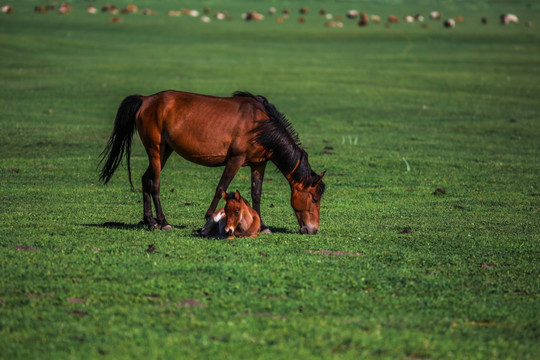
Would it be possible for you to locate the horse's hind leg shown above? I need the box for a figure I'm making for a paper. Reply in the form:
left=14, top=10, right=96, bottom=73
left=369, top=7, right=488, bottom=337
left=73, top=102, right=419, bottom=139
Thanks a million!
left=142, top=144, right=173, bottom=229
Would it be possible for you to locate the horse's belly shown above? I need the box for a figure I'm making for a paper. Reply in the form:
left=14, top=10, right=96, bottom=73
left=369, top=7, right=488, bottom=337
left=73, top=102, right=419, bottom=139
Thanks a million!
left=166, top=135, right=229, bottom=166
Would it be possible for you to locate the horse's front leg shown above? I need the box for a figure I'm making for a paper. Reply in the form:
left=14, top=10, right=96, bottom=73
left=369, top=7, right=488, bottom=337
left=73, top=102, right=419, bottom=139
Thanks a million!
left=251, top=163, right=271, bottom=233
left=205, top=156, right=244, bottom=220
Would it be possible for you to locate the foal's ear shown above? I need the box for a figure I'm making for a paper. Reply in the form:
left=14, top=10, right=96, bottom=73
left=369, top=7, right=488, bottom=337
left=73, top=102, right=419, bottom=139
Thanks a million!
left=222, top=190, right=227, bottom=200
left=235, top=190, right=241, bottom=201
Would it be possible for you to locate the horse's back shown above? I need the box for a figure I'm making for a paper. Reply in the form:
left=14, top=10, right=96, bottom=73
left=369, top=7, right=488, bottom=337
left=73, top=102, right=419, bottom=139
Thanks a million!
left=136, top=90, right=269, bottom=166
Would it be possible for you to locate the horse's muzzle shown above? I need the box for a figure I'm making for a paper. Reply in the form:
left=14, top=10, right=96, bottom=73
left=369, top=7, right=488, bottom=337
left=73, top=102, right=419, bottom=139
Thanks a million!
left=300, top=226, right=318, bottom=235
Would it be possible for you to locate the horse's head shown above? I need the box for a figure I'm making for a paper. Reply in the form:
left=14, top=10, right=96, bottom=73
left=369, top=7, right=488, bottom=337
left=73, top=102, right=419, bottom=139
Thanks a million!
left=222, top=190, right=244, bottom=238
left=290, top=171, right=325, bottom=234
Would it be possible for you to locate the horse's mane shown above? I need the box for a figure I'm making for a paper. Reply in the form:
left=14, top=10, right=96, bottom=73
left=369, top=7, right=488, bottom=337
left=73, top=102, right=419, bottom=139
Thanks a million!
left=233, top=91, right=307, bottom=174
left=233, top=91, right=301, bottom=147
left=233, top=91, right=325, bottom=195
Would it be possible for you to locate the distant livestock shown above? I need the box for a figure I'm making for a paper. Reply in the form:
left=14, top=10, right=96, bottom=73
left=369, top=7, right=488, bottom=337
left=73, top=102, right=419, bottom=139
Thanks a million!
left=430, top=11, right=442, bottom=20
left=444, top=19, right=455, bottom=28
left=500, top=14, right=518, bottom=25
left=358, top=12, right=369, bottom=26
left=58, top=3, right=71, bottom=14
left=243, top=11, right=264, bottom=21
left=141, top=9, right=157, bottom=16
left=102, top=5, right=118, bottom=14
left=1, top=4, right=13, bottom=13
left=325, top=21, right=343, bottom=28
left=6, top=4, right=534, bottom=32
left=125, top=4, right=138, bottom=13
left=346, top=10, right=359, bottom=19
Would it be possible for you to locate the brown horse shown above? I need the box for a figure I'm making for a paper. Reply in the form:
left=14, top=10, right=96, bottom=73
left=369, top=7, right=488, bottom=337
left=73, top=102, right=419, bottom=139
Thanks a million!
left=200, top=190, right=261, bottom=238
left=99, top=90, right=325, bottom=234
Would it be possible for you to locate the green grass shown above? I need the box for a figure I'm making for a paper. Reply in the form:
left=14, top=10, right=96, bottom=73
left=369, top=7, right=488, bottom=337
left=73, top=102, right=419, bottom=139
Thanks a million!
left=1, top=1, right=539, bottom=359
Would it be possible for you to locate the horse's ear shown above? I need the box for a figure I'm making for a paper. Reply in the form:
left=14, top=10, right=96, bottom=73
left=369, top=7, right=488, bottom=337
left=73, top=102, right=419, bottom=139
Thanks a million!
left=313, top=171, right=326, bottom=185
left=235, top=190, right=241, bottom=200
left=222, top=190, right=227, bottom=200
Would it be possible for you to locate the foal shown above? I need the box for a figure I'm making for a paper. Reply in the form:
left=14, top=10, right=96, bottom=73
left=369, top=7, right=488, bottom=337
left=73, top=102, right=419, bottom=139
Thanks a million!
left=201, top=191, right=261, bottom=239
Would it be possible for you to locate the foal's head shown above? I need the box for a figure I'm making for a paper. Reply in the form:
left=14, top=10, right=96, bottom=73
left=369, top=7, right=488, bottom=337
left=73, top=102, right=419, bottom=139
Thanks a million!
left=222, top=190, right=246, bottom=237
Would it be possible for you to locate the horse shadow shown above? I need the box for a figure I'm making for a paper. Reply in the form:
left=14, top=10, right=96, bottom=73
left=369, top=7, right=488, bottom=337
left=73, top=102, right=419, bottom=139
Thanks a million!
left=83, top=222, right=186, bottom=230
left=84, top=222, right=293, bottom=235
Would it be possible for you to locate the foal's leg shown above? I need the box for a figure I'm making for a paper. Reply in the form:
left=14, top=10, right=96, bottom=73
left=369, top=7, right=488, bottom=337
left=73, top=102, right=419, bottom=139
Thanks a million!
left=250, top=163, right=270, bottom=233
left=205, top=156, right=244, bottom=220
left=142, top=144, right=173, bottom=229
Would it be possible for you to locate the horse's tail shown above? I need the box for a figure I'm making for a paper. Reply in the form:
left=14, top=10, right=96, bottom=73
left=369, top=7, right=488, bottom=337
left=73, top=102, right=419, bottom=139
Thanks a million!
left=99, top=95, right=143, bottom=188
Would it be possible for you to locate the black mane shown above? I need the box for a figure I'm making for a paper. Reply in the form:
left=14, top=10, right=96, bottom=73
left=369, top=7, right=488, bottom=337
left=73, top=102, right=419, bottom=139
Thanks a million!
left=233, top=91, right=325, bottom=195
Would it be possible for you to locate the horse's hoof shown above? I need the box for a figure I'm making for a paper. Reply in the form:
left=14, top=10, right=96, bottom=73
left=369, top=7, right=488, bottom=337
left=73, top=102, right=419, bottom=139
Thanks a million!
left=261, top=227, right=272, bottom=234
left=161, top=224, right=172, bottom=230
left=149, top=223, right=160, bottom=230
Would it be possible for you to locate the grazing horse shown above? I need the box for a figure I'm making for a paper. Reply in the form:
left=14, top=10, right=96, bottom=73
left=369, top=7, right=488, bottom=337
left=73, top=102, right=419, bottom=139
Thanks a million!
left=201, top=190, right=261, bottom=238
left=99, top=90, right=325, bottom=234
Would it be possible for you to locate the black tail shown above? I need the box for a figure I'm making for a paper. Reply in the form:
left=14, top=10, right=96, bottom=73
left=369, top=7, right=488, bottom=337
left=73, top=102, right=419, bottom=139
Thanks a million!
left=99, top=95, right=142, bottom=188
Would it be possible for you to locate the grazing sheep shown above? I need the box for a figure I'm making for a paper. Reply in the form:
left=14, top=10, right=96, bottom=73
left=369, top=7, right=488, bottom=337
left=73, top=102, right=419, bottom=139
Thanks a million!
left=404, top=15, right=414, bottom=23
left=325, top=21, right=343, bottom=28
left=370, top=15, right=381, bottom=24
left=1, top=4, right=13, bottom=13
left=430, top=11, right=442, bottom=20
left=444, top=19, right=455, bottom=28
left=126, top=5, right=138, bottom=13
left=500, top=14, right=518, bottom=25
left=102, top=5, right=118, bottom=14
left=58, top=3, right=71, bottom=14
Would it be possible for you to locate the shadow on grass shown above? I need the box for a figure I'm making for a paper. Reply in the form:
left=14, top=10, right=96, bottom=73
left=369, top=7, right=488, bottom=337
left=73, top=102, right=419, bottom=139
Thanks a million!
left=83, top=222, right=187, bottom=230
left=267, top=226, right=295, bottom=234
left=194, top=226, right=295, bottom=239
left=84, top=223, right=292, bottom=235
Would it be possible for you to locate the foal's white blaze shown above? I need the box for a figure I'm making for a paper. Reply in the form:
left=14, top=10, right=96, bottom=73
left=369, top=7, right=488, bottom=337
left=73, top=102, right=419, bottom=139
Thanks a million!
left=225, top=213, right=242, bottom=235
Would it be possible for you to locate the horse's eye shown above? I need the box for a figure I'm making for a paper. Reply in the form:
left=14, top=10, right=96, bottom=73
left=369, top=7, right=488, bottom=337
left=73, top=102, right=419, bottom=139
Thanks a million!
left=312, top=197, right=320, bottom=204
left=234, top=210, right=239, bottom=215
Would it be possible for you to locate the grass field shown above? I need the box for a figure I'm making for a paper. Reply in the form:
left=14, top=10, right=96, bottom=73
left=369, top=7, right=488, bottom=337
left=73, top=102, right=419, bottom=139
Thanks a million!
left=1, top=0, right=539, bottom=359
